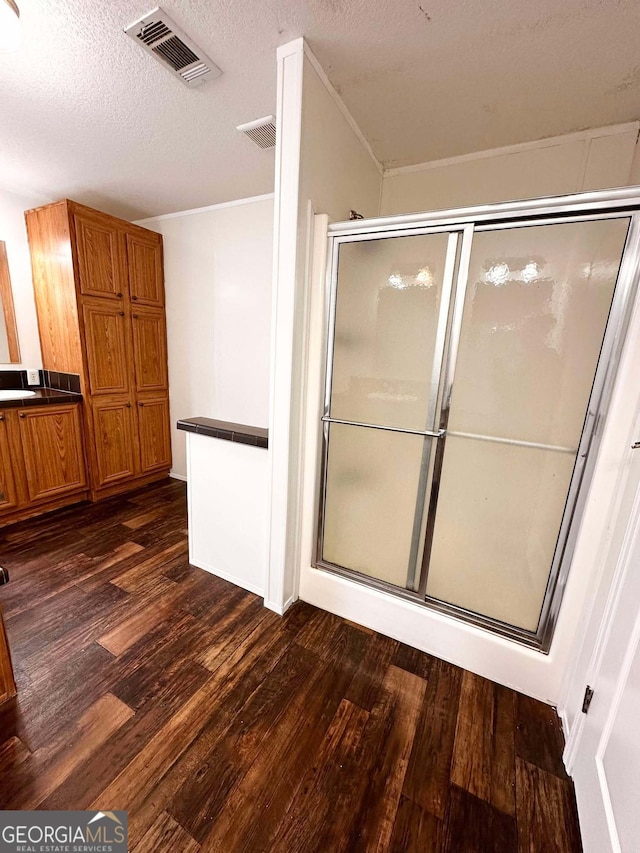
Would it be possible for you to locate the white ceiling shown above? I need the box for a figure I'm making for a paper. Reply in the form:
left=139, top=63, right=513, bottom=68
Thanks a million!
left=1, top=0, right=639, bottom=219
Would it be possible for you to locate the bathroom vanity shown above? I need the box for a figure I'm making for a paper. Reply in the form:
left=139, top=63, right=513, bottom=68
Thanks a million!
left=0, top=386, right=87, bottom=526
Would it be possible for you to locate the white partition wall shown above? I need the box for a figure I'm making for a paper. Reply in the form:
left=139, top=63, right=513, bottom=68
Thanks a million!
left=186, top=432, right=269, bottom=596
left=266, top=39, right=382, bottom=614
left=136, top=195, right=274, bottom=480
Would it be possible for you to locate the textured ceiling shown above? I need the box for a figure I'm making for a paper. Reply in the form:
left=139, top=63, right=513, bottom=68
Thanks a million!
left=1, top=0, right=639, bottom=218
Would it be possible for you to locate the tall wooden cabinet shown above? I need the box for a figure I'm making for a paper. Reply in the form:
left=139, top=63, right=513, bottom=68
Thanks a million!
left=25, top=200, right=172, bottom=501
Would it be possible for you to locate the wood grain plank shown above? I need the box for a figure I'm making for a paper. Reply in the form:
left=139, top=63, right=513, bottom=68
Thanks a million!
left=90, top=610, right=302, bottom=819
left=109, top=541, right=188, bottom=591
left=269, top=698, right=371, bottom=852
left=515, top=693, right=569, bottom=779
left=444, top=785, right=518, bottom=853
left=343, top=664, right=427, bottom=853
left=133, top=811, right=200, bottom=853
left=3, top=693, right=133, bottom=810
left=451, top=671, right=516, bottom=816
left=168, top=643, right=319, bottom=842
left=0, top=736, right=30, bottom=773
left=40, top=658, right=212, bottom=812
left=403, top=656, right=463, bottom=818
left=393, top=641, right=434, bottom=680
left=122, top=507, right=169, bottom=530
left=97, top=590, right=180, bottom=656
left=515, top=758, right=583, bottom=853
left=346, top=630, right=399, bottom=712
left=389, top=795, right=444, bottom=853
left=122, top=613, right=297, bottom=849
left=197, top=631, right=368, bottom=852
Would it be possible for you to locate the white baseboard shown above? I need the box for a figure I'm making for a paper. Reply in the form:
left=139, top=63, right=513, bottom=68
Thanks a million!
left=169, top=471, right=187, bottom=482
left=264, top=594, right=297, bottom=616
left=189, top=556, right=265, bottom=598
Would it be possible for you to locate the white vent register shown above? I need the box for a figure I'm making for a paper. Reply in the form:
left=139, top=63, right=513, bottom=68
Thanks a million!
left=125, top=7, right=222, bottom=87
left=236, top=116, right=277, bottom=149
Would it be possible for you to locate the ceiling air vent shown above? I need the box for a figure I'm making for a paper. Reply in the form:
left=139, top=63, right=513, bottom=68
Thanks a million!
left=124, top=7, right=222, bottom=88
left=237, top=116, right=277, bottom=149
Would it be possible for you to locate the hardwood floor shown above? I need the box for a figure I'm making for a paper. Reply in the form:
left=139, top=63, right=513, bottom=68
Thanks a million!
left=0, top=479, right=583, bottom=852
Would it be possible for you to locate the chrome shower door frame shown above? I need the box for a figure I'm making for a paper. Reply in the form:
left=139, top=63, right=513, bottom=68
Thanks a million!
left=315, top=187, right=640, bottom=652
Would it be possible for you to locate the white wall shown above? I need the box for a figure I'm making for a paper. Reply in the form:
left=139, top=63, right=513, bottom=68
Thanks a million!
left=0, top=186, right=48, bottom=369
left=137, top=195, right=274, bottom=480
left=187, top=432, right=269, bottom=596
left=266, top=38, right=382, bottom=613
left=380, top=123, right=639, bottom=215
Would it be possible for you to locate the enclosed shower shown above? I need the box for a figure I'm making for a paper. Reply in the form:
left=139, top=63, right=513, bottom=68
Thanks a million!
left=315, top=192, right=640, bottom=650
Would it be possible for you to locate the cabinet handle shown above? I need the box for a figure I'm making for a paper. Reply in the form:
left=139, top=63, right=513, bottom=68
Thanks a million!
left=0, top=415, right=4, bottom=421
left=139, top=402, right=144, bottom=407
left=131, top=295, right=138, bottom=301
left=19, top=413, right=25, bottom=419
left=126, top=403, right=131, bottom=408
left=117, top=292, right=123, bottom=298
left=119, top=311, right=125, bottom=316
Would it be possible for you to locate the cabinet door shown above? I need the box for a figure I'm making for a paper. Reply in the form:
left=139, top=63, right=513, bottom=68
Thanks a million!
left=138, top=397, right=172, bottom=473
left=18, top=405, right=87, bottom=502
left=0, top=610, right=16, bottom=704
left=83, top=299, right=131, bottom=396
left=74, top=211, right=127, bottom=300
left=92, top=398, right=139, bottom=487
left=127, top=231, right=164, bottom=307
left=0, top=412, right=20, bottom=512
left=131, top=307, right=168, bottom=393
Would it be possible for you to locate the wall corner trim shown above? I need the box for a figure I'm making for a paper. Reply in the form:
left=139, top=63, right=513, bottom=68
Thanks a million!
left=301, top=41, right=383, bottom=177
left=264, top=595, right=297, bottom=616
left=266, top=37, right=305, bottom=614
left=133, top=192, right=275, bottom=225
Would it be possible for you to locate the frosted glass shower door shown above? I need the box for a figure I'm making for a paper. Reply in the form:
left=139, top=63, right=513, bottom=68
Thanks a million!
left=320, top=229, right=459, bottom=589
left=425, top=217, right=631, bottom=632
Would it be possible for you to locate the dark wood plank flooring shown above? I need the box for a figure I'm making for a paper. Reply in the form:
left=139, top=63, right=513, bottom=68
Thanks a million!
left=0, top=480, right=583, bottom=852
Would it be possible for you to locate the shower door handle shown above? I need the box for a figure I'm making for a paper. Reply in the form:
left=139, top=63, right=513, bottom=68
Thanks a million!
left=632, top=441, right=640, bottom=449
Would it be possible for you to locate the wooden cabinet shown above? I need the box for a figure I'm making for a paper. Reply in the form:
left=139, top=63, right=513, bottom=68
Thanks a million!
left=74, top=209, right=127, bottom=300
left=138, top=397, right=172, bottom=473
left=18, top=406, right=87, bottom=502
left=0, top=609, right=16, bottom=705
left=0, top=414, right=19, bottom=512
left=26, top=199, right=172, bottom=501
left=92, top=398, right=139, bottom=487
left=127, top=231, right=164, bottom=307
left=83, top=299, right=131, bottom=396
left=132, top=307, right=168, bottom=393
left=0, top=404, right=88, bottom=526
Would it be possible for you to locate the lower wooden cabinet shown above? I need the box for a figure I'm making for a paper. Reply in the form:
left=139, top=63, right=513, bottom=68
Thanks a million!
left=0, top=414, right=20, bottom=512
left=18, top=406, right=87, bottom=502
left=90, top=393, right=171, bottom=494
left=0, top=404, right=88, bottom=526
left=138, top=397, right=172, bottom=473
left=91, top=398, right=139, bottom=488
left=0, top=608, right=16, bottom=704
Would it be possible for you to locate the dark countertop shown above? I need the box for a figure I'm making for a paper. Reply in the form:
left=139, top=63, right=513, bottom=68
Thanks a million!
left=177, top=417, right=268, bottom=449
left=0, top=388, right=83, bottom=409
